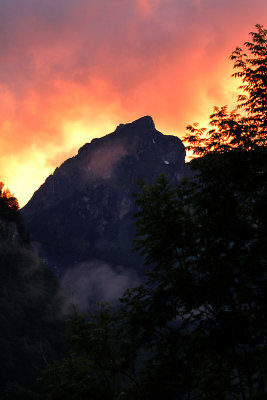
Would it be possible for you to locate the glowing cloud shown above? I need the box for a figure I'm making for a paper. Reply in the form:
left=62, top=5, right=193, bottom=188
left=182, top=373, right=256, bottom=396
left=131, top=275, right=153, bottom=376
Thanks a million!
left=0, top=0, right=266, bottom=206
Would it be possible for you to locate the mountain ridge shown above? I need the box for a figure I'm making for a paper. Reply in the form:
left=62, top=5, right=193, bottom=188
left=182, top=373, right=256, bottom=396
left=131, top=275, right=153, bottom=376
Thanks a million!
left=23, top=116, right=185, bottom=219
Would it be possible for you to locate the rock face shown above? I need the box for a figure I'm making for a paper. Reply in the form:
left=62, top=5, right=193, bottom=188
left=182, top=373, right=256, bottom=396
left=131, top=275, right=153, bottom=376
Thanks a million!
left=22, top=116, right=187, bottom=307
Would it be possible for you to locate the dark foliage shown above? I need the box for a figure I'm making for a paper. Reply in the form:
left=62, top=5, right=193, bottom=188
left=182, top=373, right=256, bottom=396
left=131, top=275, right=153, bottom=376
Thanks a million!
left=44, top=305, right=140, bottom=400
left=126, top=149, right=267, bottom=398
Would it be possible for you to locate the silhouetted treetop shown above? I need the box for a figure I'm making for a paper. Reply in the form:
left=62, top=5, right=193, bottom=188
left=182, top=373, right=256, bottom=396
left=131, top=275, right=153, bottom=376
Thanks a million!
left=184, top=24, right=267, bottom=156
left=0, top=182, right=28, bottom=242
left=0, top=182, right=19, bottom=212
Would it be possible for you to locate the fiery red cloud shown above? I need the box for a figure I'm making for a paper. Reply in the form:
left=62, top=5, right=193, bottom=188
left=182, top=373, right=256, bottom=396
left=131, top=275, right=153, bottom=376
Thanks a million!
left=0, top=0, right=266, bottom=206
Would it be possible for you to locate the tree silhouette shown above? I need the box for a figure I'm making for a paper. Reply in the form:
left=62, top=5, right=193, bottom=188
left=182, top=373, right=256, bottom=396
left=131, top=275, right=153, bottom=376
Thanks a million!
left=0, top=182, right=19, bottom=211
left=184, top=24, right=267, bottom=154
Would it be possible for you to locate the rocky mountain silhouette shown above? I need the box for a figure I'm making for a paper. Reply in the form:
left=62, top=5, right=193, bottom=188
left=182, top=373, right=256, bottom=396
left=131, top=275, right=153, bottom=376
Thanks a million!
left=22, top=116, right=187, bottom=308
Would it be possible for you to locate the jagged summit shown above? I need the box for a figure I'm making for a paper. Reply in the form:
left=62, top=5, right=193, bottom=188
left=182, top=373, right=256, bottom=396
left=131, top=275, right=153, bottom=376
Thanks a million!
left=79, top=115, right=157, bottom=155
left=130, top=115, right=155, bottom=126
left=114, top=116, right=155, bottom=133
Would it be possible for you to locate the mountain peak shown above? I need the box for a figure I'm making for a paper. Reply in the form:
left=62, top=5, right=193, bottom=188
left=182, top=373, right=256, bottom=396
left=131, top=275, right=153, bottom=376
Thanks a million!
left=130, top=115, right=155, bottom=128
left=114, top=115, right=155, bottom=134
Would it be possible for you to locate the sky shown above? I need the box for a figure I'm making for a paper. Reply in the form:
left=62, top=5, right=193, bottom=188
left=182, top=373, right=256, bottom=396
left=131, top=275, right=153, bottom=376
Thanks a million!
left=1, top=0, right=267, bottom=207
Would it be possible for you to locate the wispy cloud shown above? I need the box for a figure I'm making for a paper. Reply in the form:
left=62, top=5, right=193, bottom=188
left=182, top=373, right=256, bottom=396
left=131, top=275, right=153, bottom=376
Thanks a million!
left=62, top=260, right=141, bottom=311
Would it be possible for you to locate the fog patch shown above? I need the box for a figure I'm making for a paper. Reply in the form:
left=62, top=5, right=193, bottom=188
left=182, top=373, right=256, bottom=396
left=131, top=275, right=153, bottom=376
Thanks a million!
left=61, top=260, right=141, bottom=311
left=86, top=144, right=127, bottom=180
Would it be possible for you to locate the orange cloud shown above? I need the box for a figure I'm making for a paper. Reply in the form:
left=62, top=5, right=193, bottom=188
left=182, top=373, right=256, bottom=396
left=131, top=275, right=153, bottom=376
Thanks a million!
left=0, top=0, right=266, bottom=206
left=137, top=0, right=161, bottom=15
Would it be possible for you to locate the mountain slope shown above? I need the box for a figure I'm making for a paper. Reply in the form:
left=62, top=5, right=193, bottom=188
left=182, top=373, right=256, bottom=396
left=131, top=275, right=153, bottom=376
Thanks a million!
left=22, top=116, right=187, bottom=307
left=0, top=184, right=71, bottom=398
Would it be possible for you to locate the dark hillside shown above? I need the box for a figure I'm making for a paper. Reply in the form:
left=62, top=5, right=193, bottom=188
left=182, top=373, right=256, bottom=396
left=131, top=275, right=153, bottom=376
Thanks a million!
left=0, top=184, right=72, bottom=399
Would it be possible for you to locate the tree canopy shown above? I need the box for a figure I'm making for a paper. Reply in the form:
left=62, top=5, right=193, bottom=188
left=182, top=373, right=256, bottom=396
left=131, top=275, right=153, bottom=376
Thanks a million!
left=0, top=182, right=19, bottom=211
left=184, top=24, right=267, bottom=155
